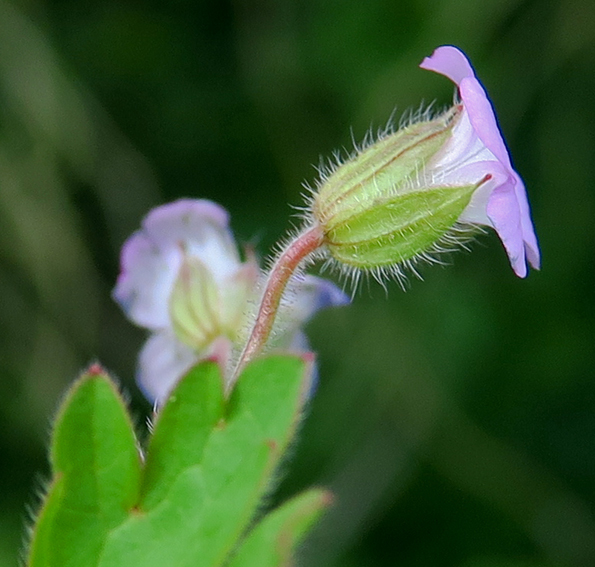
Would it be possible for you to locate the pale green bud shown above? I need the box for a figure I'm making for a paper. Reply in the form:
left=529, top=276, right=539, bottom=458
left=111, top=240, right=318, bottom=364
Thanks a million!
left=310, top=107, right=488, bottom=277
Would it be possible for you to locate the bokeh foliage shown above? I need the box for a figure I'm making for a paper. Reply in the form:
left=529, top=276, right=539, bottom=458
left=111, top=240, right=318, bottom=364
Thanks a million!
left=0, top=0, right=594, bottom=565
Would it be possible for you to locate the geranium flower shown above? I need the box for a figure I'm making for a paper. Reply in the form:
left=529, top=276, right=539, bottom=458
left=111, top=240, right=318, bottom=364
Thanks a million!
left=420, top=45, right=540, bottom=277
left=113, top=199, right=348, bottom=405
left=308, top=46, right=540, bottom=283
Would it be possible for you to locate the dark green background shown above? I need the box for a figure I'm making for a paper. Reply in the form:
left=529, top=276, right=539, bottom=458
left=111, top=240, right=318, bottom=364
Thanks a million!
left=1, top=0, right=594, bottom=565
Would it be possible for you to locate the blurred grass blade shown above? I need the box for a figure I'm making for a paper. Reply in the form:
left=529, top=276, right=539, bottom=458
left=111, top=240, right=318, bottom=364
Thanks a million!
left=27, top=366, right=142, bottom=567
left=227, top=488, right=332, bottom=567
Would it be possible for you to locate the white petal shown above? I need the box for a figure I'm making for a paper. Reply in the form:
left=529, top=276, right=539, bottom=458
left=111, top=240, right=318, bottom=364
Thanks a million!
left=430, top=110, right=498, bottom=182
left=458, top=164, right=509, bottom=226
left=113, top=199, right=242, bottom=330
left=113, top=231, right=181, bottom=329
left=143, top=199, right=240, bottom=284
left=137, top=330, right=198, bottom=406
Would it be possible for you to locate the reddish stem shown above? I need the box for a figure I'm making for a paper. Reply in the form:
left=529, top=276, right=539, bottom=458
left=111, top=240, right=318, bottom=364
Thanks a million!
left=233, top=224, right=324, bottom=380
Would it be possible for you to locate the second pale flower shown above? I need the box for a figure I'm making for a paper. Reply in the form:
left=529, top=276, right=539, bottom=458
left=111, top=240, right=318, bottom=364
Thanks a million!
left=113, top=199, right=348, bottom=404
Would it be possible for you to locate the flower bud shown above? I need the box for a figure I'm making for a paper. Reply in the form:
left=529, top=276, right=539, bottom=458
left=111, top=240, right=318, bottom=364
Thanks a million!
left=312, top=107, right=487, bottom=272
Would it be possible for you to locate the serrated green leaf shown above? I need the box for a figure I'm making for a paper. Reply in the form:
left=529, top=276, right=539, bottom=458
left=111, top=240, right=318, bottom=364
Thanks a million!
left=228, top=489, right=332, bottom=567
left=27, top=369, right=142, bottom=567
left=97, top=354, right=312, bottom=567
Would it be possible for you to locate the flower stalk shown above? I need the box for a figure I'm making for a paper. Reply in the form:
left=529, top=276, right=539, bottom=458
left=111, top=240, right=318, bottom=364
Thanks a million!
left=233, top=224, right=324, bottom=379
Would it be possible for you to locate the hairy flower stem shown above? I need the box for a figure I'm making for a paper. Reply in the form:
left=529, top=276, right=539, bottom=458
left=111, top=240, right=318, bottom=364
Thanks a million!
left=233, top=224, right=324, bottom=381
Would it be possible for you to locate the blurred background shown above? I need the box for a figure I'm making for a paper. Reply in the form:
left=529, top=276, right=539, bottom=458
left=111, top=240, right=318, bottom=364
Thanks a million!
left=1, top=0, right=594, bottom=565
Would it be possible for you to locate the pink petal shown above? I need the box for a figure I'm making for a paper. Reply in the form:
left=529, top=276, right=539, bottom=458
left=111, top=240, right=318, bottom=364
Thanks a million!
left=458, top=77, right=541, bottom=275
left=458, top=77, right=512, bottom=169
left=486, top=181, right=526, bottom=277
left=419, top=45, right=475, bottom=86
left=421, top=45, right=540, bottom=276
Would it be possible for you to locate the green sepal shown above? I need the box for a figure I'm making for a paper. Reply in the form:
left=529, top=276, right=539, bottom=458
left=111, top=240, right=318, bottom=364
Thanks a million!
left=313, top=108, right=457, bottom=228
left=227, top=489, right=332, bottom=567
left=27, top=367, right=142, bottom=567
left=326, top=183, right=478, bottom=268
